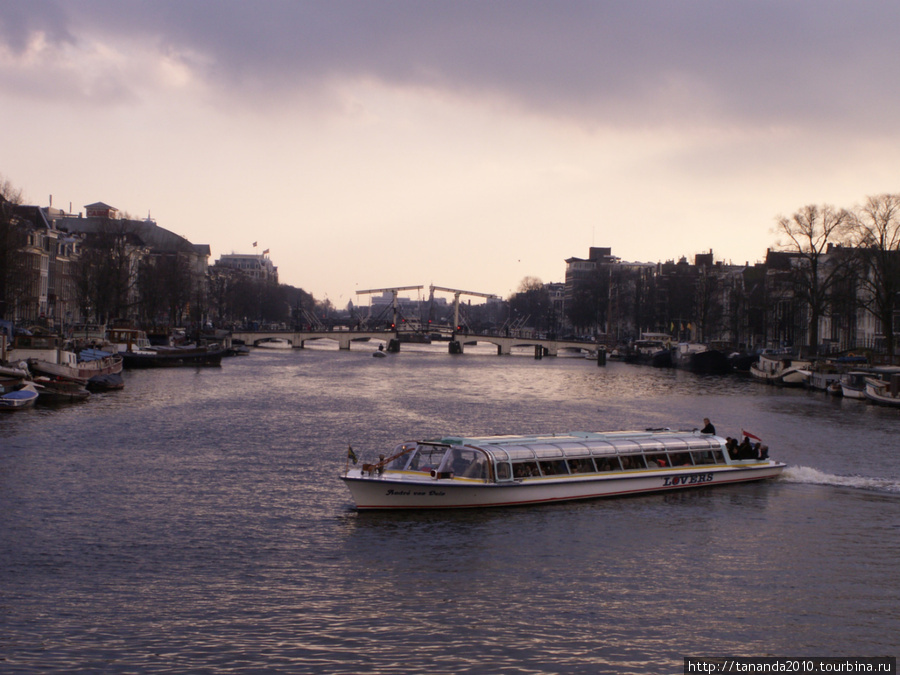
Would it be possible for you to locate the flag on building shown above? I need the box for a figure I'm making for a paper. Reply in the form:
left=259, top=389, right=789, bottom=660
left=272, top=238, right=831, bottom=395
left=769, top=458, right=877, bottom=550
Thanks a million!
left=252, top=241, right=258, bottom=247
left=263, top=249, right=270, bottom=255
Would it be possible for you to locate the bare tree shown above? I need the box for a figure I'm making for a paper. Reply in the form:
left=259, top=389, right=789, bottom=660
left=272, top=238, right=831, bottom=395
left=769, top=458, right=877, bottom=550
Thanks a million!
left=849, top=194, right=900, bottom=363
left=509, top=276, right=552, bottom=332
left=0, top=175, right=26, bottom=320
left=76, top=219, right=144, bottom=323
left=776, top=204, right=852, bottom=355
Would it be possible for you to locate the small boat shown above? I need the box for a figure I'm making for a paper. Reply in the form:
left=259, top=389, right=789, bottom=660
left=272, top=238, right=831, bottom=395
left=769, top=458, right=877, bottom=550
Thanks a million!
left=32, top=376, right=91, bottom=403
left=224, top=343, right=250, bottom=357
left=749, top=352, right=811, bottom=386
left=255, top=337, right=292, bottom=350
left=0, top=382, right=39, bottom=411
left=840, top=371, right=870, bottom=399
left=86, top=372, right=125, bottom=392
left=341, top=429, right=785, bottom=510
left=863, top=369, right=900, bottom=408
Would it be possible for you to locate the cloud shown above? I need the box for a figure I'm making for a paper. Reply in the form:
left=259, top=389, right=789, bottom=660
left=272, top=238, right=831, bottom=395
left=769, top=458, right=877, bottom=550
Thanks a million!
left=3, top=0, right=899, bottom=132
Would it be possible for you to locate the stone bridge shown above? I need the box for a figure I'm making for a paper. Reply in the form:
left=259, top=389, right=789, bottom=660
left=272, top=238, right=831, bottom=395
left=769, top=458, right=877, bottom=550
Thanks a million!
left=230, top=330, right=603, bottom=357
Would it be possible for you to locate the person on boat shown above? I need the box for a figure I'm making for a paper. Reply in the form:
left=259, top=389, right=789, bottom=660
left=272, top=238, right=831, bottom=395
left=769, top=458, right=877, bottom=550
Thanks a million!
left=700, top=418, right=716, bottom=434
left=725, top=437, right=739, bottom=459
left=737, top=437, right=754, bottom=459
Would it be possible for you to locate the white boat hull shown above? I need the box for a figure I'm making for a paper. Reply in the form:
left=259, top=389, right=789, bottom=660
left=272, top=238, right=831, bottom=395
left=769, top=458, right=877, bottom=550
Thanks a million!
left=342, top=462, right=785, bottom=510
left=841, top=384, right=867, bottom=399
left=864, top=380, right=900, bottom=407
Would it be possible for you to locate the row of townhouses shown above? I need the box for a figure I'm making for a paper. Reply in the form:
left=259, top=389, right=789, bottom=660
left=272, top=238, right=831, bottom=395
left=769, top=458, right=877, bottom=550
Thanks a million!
left=2, top=197, right=897, bottom=357
left=562, top=246, right=896, bottom=356
left=1, top=198, right=276, bottom=329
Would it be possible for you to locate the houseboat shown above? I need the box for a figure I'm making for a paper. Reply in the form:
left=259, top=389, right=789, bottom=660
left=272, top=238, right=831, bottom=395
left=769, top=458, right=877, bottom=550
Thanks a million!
left=341, top=429, right=784, bottom=510
left=671, top=343, right=732, bottom=374
left=749, top=352, right=811, bottom=386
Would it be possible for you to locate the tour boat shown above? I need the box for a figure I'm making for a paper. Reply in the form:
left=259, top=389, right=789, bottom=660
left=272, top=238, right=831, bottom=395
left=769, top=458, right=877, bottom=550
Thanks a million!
left=341, top=429, right=785, bottom=510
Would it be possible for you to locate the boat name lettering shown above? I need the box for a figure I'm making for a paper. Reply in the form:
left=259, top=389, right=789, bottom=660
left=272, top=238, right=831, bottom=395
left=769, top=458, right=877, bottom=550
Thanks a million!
left=385, top=489, right=446, bottom=497
left=663, top=473, right=714, bottom=487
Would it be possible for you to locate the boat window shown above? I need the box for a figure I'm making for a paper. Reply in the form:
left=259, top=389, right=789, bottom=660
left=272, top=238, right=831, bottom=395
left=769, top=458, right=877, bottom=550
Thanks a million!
left=567, top=458, right=596, bottom=474
left=619, top=454, right=647, bottom=470
left=668, top=452, right=694, bottom=467
left=690, top=450, right=718, bottom=465
left=438, top=447, right=488, bottom=479
left=386, top=443, right=420, bottom=470
left=512, top=461, right=540, bottom=478
left=595, top=456, right=622, bottom=472
left=502, top=445, right=538, bottom=461
left=662, top=438, right=690, bottom=453
left=557, top=442, right=591, bottom=458
left=645, top=453, right=669, bottom=468
left=636, top=440, right=666, bottom=454
left=539, top=459, right=569, bottom=476
left=495, top=462, right=511, bottom=481
left=613, top=440, right=642, bottom=455
left=531, top=443, right=565, bottom=459
left=406, top=444, right=449, bottom=472
left=586, top=440, right=617, bottom=456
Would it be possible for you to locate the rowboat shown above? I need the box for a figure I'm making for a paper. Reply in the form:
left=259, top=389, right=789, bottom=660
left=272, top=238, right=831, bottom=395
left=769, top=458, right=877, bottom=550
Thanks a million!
left=341, top=429, right=785, bottom=510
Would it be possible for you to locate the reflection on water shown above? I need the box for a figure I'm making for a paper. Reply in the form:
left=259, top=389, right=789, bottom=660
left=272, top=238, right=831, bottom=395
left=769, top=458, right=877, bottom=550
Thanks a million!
left=1, top=347, right=899, bottom=672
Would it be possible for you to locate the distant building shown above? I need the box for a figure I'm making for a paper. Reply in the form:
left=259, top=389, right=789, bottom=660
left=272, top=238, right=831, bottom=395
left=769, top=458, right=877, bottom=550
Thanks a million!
left=214, top=252, right=278, bottom=284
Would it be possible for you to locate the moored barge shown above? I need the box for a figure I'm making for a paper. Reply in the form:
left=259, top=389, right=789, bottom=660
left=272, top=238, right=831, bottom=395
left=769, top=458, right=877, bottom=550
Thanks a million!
left=341, top=429, right=785, bottom=510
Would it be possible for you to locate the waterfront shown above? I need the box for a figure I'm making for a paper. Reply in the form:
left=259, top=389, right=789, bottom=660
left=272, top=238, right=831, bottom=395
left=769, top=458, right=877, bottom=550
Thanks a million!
left=2, top=344, right=899, bottom=674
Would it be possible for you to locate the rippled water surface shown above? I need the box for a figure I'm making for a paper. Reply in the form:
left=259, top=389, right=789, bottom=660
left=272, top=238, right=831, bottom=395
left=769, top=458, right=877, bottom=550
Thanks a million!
left=2, top=344, right=899, bottom=673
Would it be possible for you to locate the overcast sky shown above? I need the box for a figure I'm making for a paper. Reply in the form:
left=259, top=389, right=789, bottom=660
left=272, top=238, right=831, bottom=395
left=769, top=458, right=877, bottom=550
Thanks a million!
left=3, top=1, right=899, bottom=305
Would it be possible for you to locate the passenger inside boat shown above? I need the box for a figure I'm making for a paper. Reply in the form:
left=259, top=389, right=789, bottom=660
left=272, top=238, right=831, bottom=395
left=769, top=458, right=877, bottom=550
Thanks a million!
left=725, top=437, right=738, bottom=459
left=539, top=459, right=568, bottom=476
left=567, top=458, right=594, bottom=474
left=513, top=461, right=540, bottom=477
left=595, top=457, right=621, bottom=472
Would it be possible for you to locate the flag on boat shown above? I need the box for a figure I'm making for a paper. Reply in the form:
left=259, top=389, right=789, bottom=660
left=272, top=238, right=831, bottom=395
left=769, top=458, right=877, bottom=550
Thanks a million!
left=347, top=446, right=358, bottom=464
left=742, top=429, right=762, bottom=442
left=252, top=241, right=258, bottom=247
left=263, top=248, right=269, bottom=255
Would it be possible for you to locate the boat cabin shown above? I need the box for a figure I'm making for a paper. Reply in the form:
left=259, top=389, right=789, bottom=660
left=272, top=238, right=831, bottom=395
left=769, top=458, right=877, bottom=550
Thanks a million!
left=381, top=431, right=733, bottom=484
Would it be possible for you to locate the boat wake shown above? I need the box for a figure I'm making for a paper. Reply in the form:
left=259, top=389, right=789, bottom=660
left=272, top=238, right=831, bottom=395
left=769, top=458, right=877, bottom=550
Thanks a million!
left=782, top=465, right=900, bottom=495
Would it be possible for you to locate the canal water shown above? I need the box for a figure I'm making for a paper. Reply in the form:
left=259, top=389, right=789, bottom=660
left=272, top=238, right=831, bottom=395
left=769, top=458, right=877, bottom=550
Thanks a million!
left=2, top=343, right=899, bottom=673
